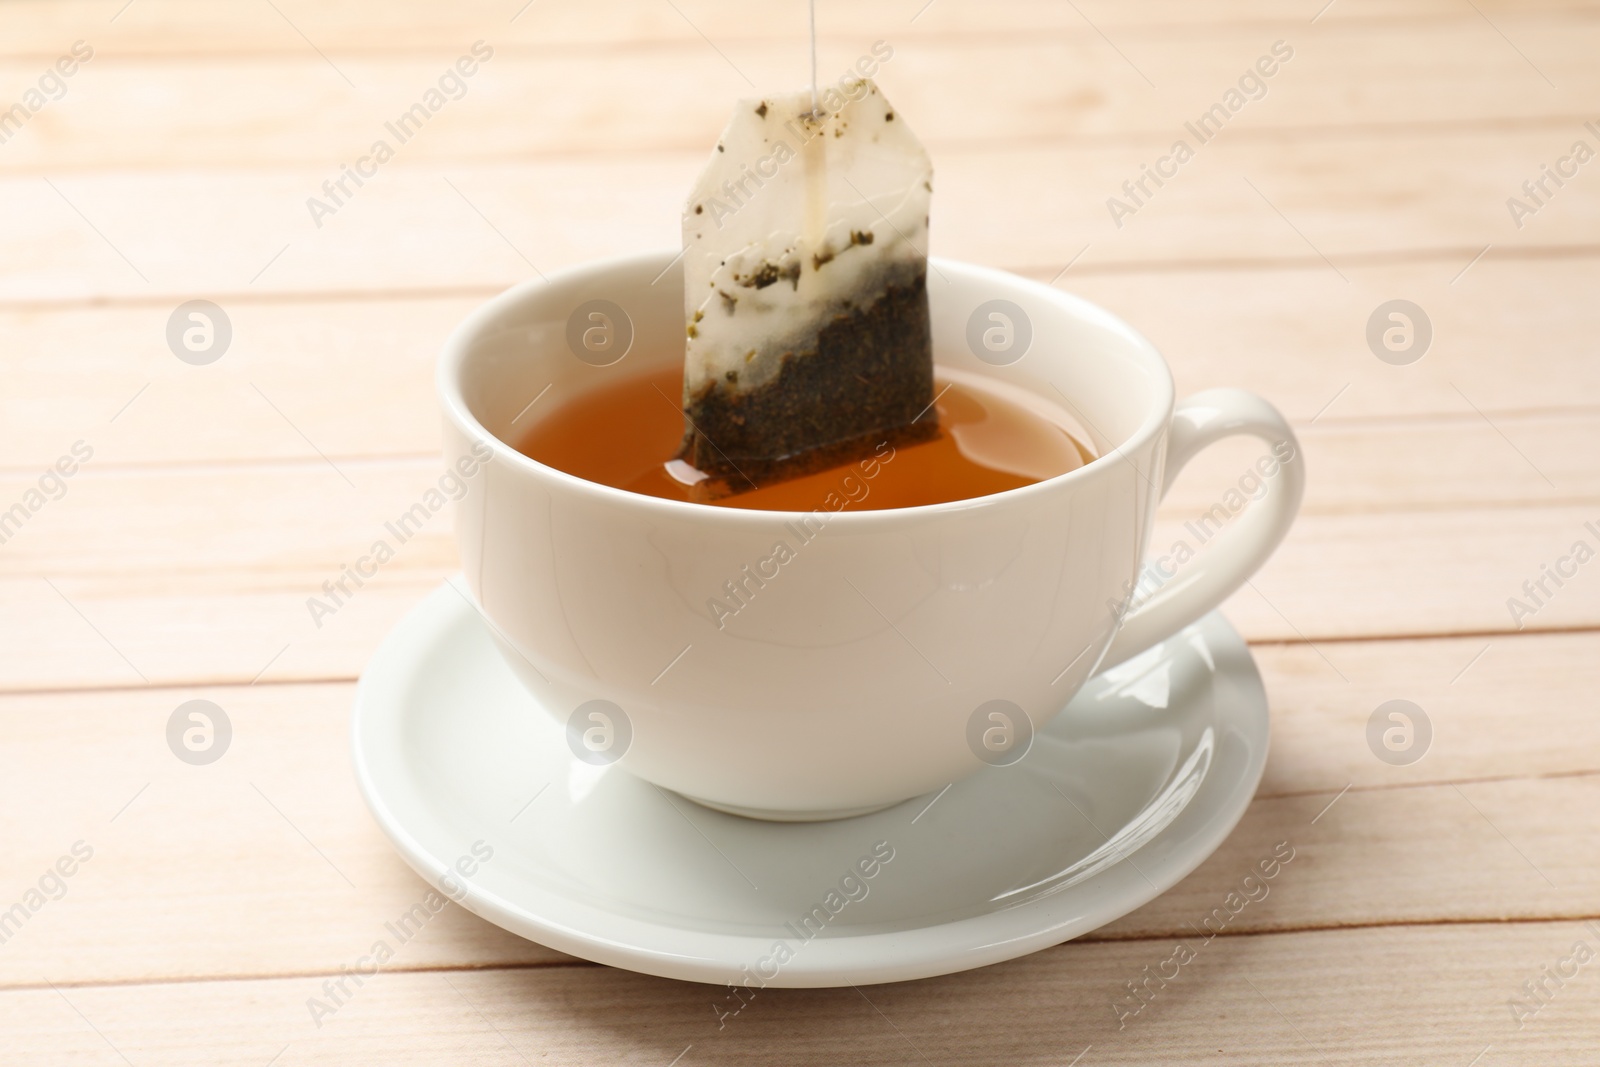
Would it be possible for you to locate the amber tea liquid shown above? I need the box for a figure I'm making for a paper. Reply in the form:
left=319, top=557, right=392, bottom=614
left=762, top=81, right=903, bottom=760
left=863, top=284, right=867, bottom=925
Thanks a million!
left=515, top=366, right=1094, bottom=511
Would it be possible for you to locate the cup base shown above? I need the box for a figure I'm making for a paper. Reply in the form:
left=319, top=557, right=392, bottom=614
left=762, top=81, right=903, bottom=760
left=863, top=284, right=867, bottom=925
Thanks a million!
left=675, top=789, right=911, bottom=823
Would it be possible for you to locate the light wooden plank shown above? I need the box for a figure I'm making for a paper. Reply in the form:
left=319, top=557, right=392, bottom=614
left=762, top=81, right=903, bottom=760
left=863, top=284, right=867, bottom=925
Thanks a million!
left=0, top=460, right=459, bottom=690
left=0, top=298, right=460, bottom=468
left=2, top=252, right=1596, bottom=468
left=0, top=682, right=561, bottom=989
left=5, top=922, right=1596, bottom=1064
left=0, top=448, right=1593, bottom=689
left=1053, top=255, right=1600, bottom=431
left=1096, top=774, right=1594, bottom=938
left=0, top=576, right=438, bottom=693
left=2, top=22, right=1596, bottom=173
left=8, top=409, right=1590, bottom=521
left=1219, top=503, right=1600, bottom=642
left=1, top=0, right=1593, bottom=58
left=0, top=631, right=1595, bottom=987
left=1251, top=631, right=1598, bottom=797
left=1, top=127, right=1590, bottom=303
left=0, top=0, right=1589, bottom=1056
left=2, top=318, right=1590, bottom=505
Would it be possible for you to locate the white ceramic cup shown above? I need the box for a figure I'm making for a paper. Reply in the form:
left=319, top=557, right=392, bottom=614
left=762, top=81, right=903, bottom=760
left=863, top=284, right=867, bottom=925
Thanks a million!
left=438, top=251, right=1304, bottom=820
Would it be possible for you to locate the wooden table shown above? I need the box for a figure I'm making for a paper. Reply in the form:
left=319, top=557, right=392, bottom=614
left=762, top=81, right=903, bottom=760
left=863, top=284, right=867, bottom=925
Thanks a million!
left=4, top=0, right=1596, bottom=1062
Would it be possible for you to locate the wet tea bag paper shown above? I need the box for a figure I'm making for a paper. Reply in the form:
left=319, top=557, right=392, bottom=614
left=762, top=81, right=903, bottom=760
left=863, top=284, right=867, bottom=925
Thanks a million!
left=679, top=79, right=935, bottom=493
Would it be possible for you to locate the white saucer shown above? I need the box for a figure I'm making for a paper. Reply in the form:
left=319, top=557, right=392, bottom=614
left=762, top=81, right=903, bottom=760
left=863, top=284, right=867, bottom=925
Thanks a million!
left=352, top=581, right=1269, bottom=988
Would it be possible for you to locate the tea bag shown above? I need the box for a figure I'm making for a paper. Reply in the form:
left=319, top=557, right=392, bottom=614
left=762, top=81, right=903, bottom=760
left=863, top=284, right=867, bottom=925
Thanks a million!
left=678, top=80, right=936, bottom=495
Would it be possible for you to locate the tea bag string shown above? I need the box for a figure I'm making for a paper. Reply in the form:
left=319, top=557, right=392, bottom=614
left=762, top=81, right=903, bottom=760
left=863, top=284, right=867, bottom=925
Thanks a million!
left=808, top=0, right=819, bottom=115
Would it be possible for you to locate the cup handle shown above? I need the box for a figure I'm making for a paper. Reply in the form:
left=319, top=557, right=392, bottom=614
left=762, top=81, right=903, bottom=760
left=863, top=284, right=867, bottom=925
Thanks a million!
left=1097, top=388, right=1306, bottom=672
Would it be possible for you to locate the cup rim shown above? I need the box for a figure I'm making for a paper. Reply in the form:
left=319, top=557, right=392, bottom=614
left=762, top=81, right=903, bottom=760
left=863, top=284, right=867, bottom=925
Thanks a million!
left=438, top=249, right=1175, bottom=525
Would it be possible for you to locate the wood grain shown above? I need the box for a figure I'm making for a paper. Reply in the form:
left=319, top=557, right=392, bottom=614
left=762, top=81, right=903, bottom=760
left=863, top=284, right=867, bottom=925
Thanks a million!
left=3, top=252, right=1598, bottom=468
left=0, top=433, right=1591, bottom=691
left=1, top=0, right=1594, bottom=58
left=7, top=923, right=1598, bottom=1065
left=3, top=22, right=1598, bottom=173
left=1, top=629, right=1594, bottom=988
left=3, top=0, right=1597, bottom=1059
left=1, top=126, right=1595, bottom=303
